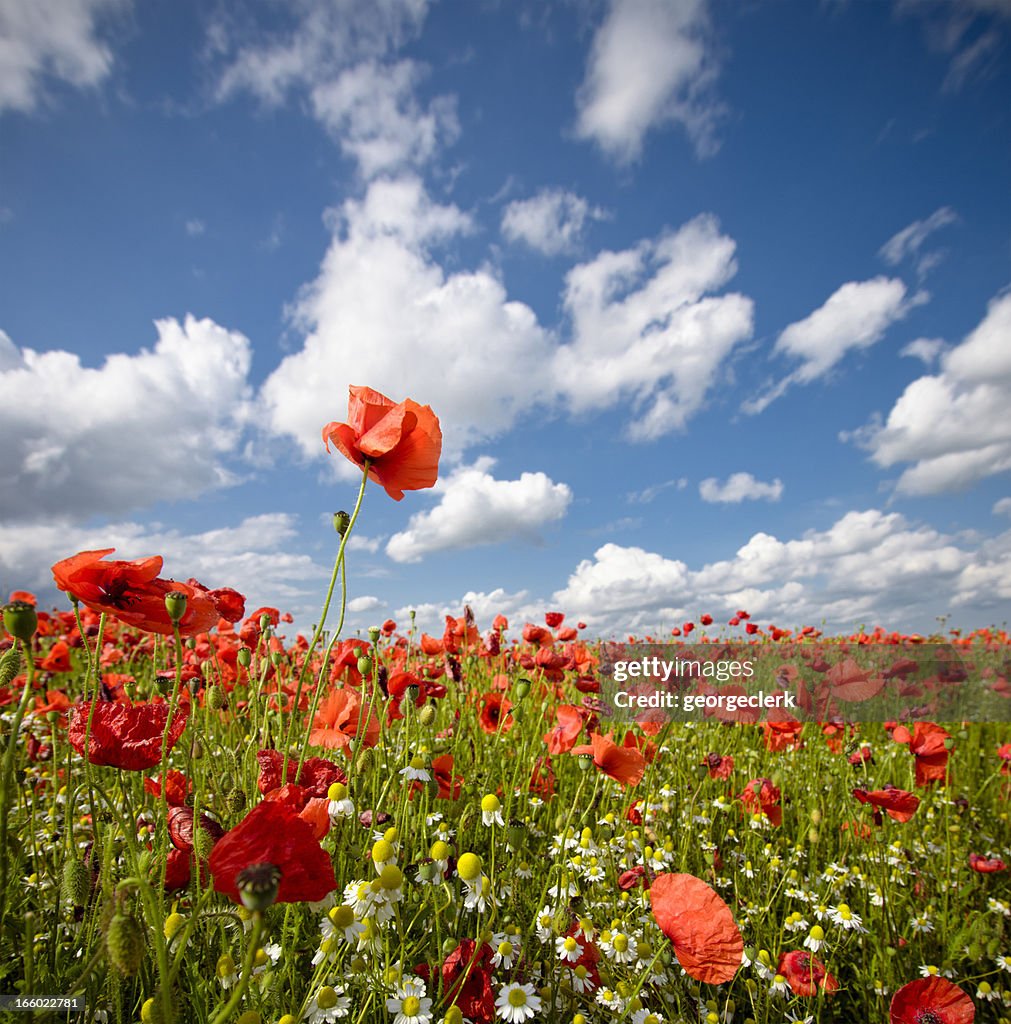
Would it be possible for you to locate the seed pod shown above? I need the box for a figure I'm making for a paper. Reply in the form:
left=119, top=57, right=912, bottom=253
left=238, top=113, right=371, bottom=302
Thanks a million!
left=106, top=911, right=146, bottom=976
left=61, top=857, right=91, bottom=907
left=226, top=788, right=247, bottom=815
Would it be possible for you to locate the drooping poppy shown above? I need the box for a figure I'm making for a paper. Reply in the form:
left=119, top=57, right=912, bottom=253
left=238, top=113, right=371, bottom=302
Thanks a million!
left=68, top=700, right=188, bottom=771
left=308, top=688, right=380, bottom=752
left=777, top=950, right=839, bottom=997
left=543, top=705, right=585, bottom=754
left=167, top=806, right=225, bottom=852
left=52, top=549, right=243, bottom=637
left=969, top=853, right=1007, bottom=873
left=572, top=732, right=646, bottom=787
left=208, top=800, right=337, bottom=905
left=889, top=977, right=975, bottom=1024
left=650, top=873, right=744, bottom=984
left=322, top=385, right=442, bottom=501
left=893, top=721, right=952, bottom=787
left=853, top=786, right=920, bottom=823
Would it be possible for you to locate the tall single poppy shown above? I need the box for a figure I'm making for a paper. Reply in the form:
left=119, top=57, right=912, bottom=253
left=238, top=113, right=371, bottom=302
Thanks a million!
left=322, top=385, right=441, bottom=501
left=650, top=873, right=743, bottom=984
left=68, top=700, right=188, bottom=771
left=208, top=800, right=336, bottom=905
left=890, top=977, right=975, bottom=1024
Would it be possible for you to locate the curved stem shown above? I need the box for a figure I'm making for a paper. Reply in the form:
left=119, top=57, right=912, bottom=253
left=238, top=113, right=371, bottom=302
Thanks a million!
left=209, top=912, right=264, bottom=1024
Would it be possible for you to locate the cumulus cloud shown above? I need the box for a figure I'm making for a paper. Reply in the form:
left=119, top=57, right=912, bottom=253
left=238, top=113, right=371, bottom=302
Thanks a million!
left=347, top=594, right=383, bottom=613
left=847, top=288, right=1011, bottom=494
left=501, top=188, right=605, bottom=256
left=901, top=337, right=945, bottom=364
left=745, top=277, right=924, bottom=413
left=993, top=497, right=1011, bottom=517
left=0, top=0, right=125, bottom=113
left=211, top=0, right=452, bottom=177
left=554, top=213, right=753, bottom=439
left=261, top=176, right=555, bottom=463
left=0, top=315, right=254, bottom=522
left=575, top=0, right=722, bottom=162
left=0, top=513, right=329, bottom=622
left=699, top=473, right=783, bottom=503
left=309, top=59, right=458, bottom=177
left=385, top=457, right=572, bottom=563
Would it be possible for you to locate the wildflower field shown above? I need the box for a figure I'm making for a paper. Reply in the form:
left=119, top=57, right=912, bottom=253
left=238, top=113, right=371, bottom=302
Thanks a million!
left=1, top=388, right=1008, bottom=1024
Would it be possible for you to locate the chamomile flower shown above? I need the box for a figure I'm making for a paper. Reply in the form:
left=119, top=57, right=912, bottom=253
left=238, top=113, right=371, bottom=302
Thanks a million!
left=827, top=903, right=866, bottom=932
left=481, top=794, right=505, bottom=827
left=769, top=974, right=790, bottom=997
left=602, top=932, right=638, bottom=964
left=975, top=982, right=996, bottom=1002
left=631, top=1010, right=665, bottom=1024
left=216, top=953, right=238, bottom=990
left=400, top=755, right=431, bottom=782
left=492, top=938, right=519, bottom=970
left=556, top=935, right=583, bottom=963
left=568, top=964, right=596, bottom=994
left=386, top=977, right=433, bottom=1024
left=304, top=983, right=351, bottom=1022
left=327, top=782, right=355, bottom=821
left=803, top=925, right=825, bottom=952
left=322, top=904, right=365, bottom=945
left=495, top=982, right=542, bottom=1023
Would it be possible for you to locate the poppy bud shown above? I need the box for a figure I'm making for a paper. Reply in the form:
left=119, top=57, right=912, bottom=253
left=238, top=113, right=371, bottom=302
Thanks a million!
left=356, top=749, right=374, bottom=773
left=357, top=656, right=372, bottom=676
left=259, top=613, right=272, bottom=632
left=3, top=600, right=37, bottom=642
left=164, top=591, right=188, bottom=625
left=226, top=788, right=247, bottom=815
left=141, top=998, right=168, bottom=1024
left=106, top=911, right=146, bottom=975
left=237, top=647, right=252, bottom=668
left=418, top=704, right=436, bottom=727
left=62, top=857, right=91, bottom=907
left=507, top=820, right=526, bottom=848
left=441, top=937, right=458, bottom=956
left=368, top=626, right=381, bottom=643
left=235, top=862, right=281, bottom=911
left=0, top=646, right=22, bottom=689
left=514, top=679, right=531, bottom=699
left=809, top=809, right=822, bottom=825
left=333, top=511, right=350, bottom=536
left=192, top=827, right=215, bottom=860
left=206, top=685, right=226, bottom=711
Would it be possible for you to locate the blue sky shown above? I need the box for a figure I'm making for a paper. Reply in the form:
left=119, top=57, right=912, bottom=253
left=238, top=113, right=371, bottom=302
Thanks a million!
left=1, top=0, right=1010, bottom=639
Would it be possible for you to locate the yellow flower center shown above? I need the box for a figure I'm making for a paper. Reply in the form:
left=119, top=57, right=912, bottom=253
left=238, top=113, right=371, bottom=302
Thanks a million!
left=317, top=986, right=338, bottom=1010
left=508, top=988, right=528, bottom=1007
left=330, top=905, right=355, bottom=928
left=402, top=996, right=421, bottom=1015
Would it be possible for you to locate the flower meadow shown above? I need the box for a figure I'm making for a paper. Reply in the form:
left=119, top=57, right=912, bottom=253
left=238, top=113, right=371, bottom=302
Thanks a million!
left=1, top=387, right=1009, bottom=1024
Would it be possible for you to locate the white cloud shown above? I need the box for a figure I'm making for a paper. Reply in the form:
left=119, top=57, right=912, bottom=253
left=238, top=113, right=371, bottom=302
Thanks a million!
left=0, top=0, right=125, bottom=113
left=746, top=277, right=923, bottom=413
left=901, top=337, right=945, bottom=364
left=993, top=497, right=1011, bottom=517
left=185, top=218, right=205, bottom=237
left=385, top=457, right=572, bottom=563
left=699, top=473, right=783, bottom=503
left=574, top=0, right=722, bottom=162
left=0, top=315, right=253, bottom=521
left=261, top=176, right=555, bottom=463
left=212, top=0, right=450, bottom=178
left=347, top=534, right=384, bottom=553
left=310, top=59, right=458, bottom=177
left=879, top=206, right=957, bottom=278
left=626, top=478, right=687, bottom=504
left=347, top=594, right=383, bottom=613
left=501, top=188, right=605, bottom=256
left=848, top=288, right=1011, bottom=494
left=0, top=513, right=329, bottom=623
left=553, top=213, right=753, bottom=439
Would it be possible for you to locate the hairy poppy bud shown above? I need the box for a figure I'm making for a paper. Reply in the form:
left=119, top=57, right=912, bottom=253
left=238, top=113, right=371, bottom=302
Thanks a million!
left=164, top=591, right=188, bottom=625
left=259, top=613, right=272, bottom=632
left=418, top=704, right=436, bottom=727
left=236, top=862, right=281, bottom=911
left=106, top=910, right=146, bottom=975
left=271, top=651, right=285, bottom=668
left=141, top=997, right=168, bottom=1024
left=206, top=685, right=226, bottom=711
left=237, top=647, right=252, bottom=668
left=0, top=646, right=22, bottom=689
left=3, top=600, right=37, bottom=642
left=333, top=511, right=350, bottom=536
left=355, top=748, right=374, bottom=773
left=62, top=857, right=91, bottom=906
left=226, top=787, right=247, bottom=815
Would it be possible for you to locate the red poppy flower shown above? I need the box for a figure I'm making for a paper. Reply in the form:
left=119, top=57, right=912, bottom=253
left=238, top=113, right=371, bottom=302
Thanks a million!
left=478, top=692, right=512, bottom=734
left=322, top=385, right=442, bottom=501
left=543, top=705, right=585, bottom=754
left=437, top=938, right=495, bottom=1024
left=853, top=786, right=920, bottom=823
left=650, top=873, right=743, bottom=984
left=618, top=866, right=649, bottom=890
left=890, top=977, right=975, bottom=1024
left=777, top=950, right=839, bottom=997
left=255, top=749, right=346, bottom=796
left=704, top=753, right=734, bottom=779
left=893, top=721, right=952, bottom=787
left=571, top=732, right=646, bottom=787
left=39, top=641, right=72, bottom=673
left=208, top=800, right=337, bottom=905
left=740, top=777, right=782, bottom=827
left=167, top=806, right=225, bottom=852
left=431, top=753, right=463, bottom=800
left=52, top=549, right=243, bottom=637
left=309, top=688, right=380, bottom=751
left=969, top=853, right=1007, bottom=873
left=761, top=719, right=804, bottom=752
left=68, top=700, right=188, bottom=770
left=144, top=770, right=190, bottom=806
left=545, top=611, right=564, bottom=628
